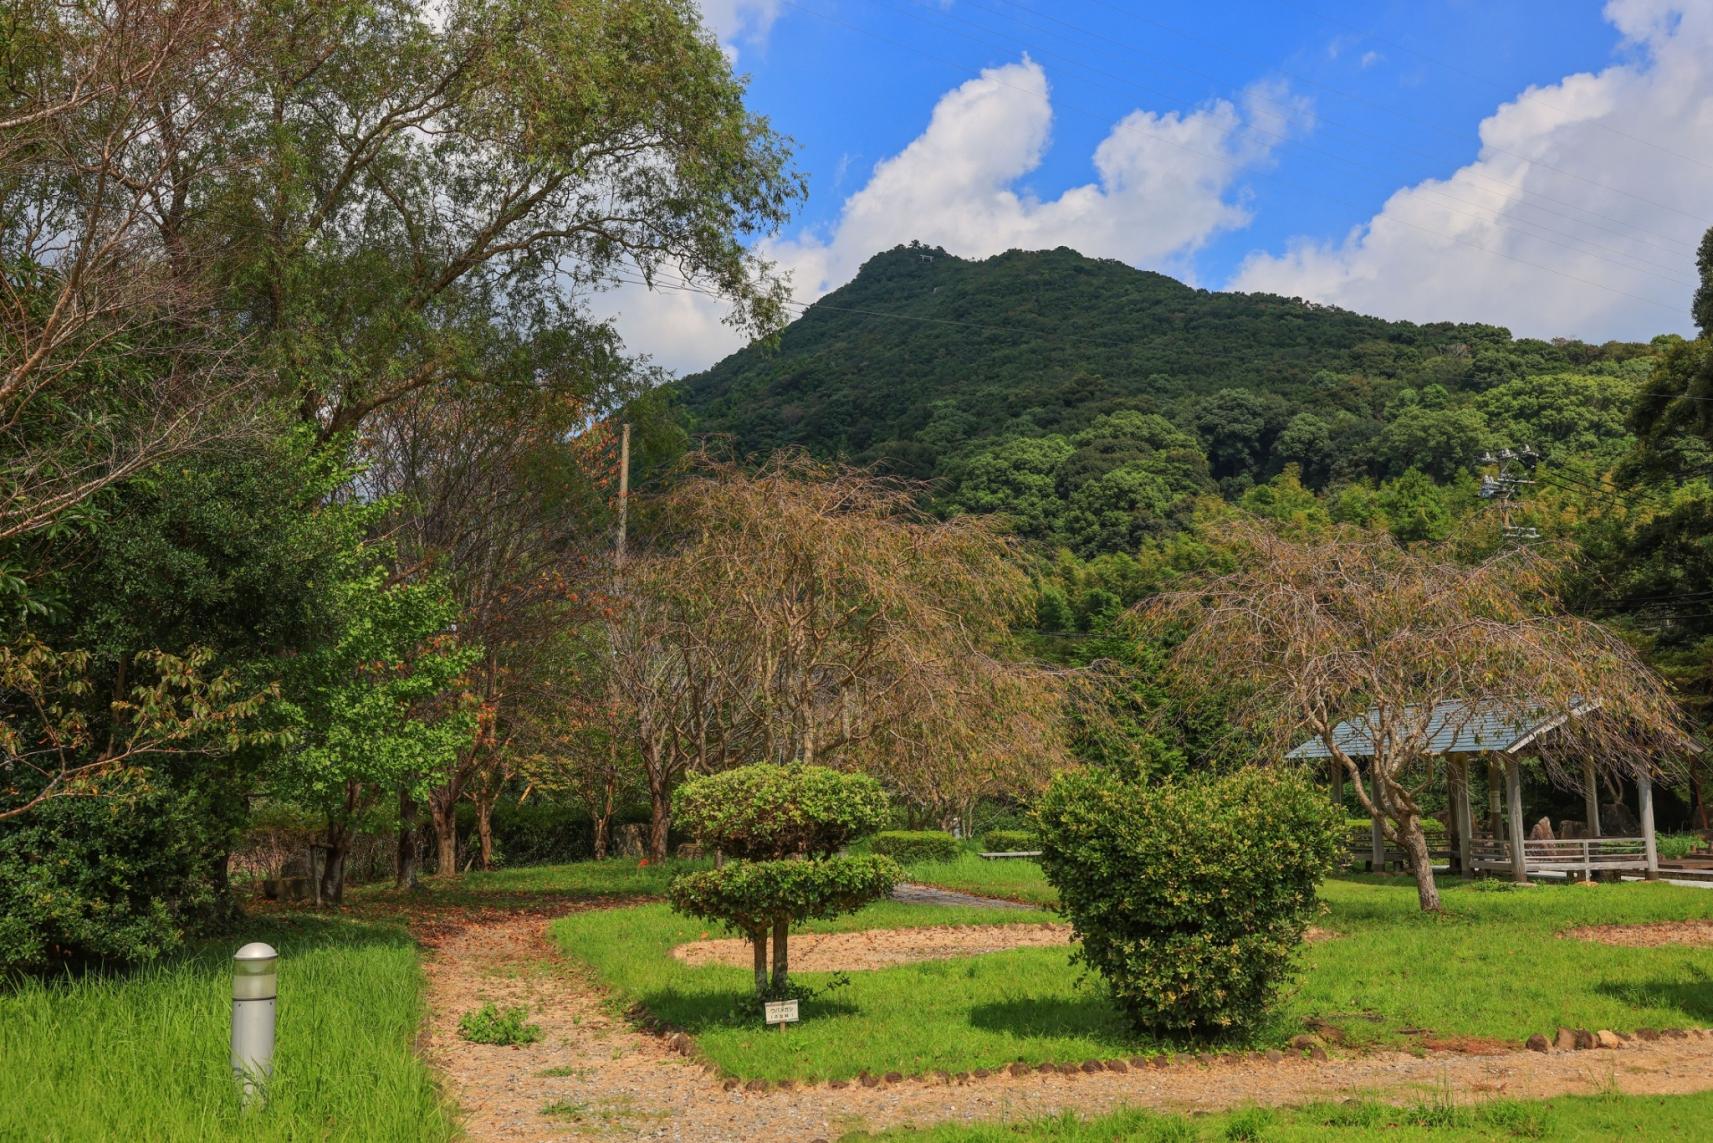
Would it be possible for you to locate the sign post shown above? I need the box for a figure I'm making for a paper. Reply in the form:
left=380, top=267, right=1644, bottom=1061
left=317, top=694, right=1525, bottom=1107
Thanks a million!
left=763, top=999, right=799, bottom=1032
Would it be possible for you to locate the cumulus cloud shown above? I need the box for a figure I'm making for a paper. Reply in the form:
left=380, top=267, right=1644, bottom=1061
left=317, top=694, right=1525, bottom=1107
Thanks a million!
left=1231, top=0, right=1713, bottom=342
left=697, top=0, right=781, bottom=61
left=607, top=58, right=1310, bottom=373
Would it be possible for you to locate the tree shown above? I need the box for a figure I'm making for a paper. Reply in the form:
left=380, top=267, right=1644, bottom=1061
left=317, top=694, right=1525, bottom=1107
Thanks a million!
left=667, top=764, right=900, bottom=998
left=1143, top=519, right=1692, bottom=912
left=1376, top=405, right=1489, bottom=480
left=610, top=455, right=1080, bottom=857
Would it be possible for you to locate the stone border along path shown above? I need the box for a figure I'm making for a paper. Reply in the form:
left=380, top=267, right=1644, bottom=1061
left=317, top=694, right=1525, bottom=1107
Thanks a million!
left=423, top=910, right=1713, bottom=1142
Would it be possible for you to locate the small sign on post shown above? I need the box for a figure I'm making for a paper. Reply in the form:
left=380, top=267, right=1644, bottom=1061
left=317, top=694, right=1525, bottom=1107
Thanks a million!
left=763, top=999, right=800, bottom=1030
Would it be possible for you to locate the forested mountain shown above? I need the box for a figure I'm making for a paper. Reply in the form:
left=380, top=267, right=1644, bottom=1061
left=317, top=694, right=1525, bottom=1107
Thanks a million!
left=677, top=243, right=1659, bottom=557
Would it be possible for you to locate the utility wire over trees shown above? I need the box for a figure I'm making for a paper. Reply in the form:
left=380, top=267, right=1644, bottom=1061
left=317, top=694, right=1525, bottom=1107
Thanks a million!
left=1143, top=518, right=1695, bottom=913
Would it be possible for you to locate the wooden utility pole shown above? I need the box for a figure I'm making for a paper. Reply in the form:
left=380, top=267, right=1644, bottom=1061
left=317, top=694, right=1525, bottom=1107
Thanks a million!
left=616, top=423, right=631, bottom=569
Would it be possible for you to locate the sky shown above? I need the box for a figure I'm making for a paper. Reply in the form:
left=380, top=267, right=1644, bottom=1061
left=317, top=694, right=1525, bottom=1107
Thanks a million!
left=600, top=0, right=1713, bottom=375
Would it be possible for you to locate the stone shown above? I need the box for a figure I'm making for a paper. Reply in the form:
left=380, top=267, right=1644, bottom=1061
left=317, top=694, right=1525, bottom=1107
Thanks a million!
left=953, top=1072, right=969, bottom=1084
left=722, top=1079, right=739, bottom=1091
left=972, top=1068, right=990, bottom=1079
left=774, top=1079, right=794, bottom=1091
left=828, top=1079, right=848, bottom=1090
left=1596, top=1030, right=1622, bottom=1049
left=1009, top=1063, right=1031, bottom=1077
left=883, top=1072, right=903, bottom=1084
left=1264, top=1050, right=1284, bottom=1063
left=1573, top=1029, right=1596, bottom=1050
left=1528, top=817, right=1556, bottom=842
left=1525, top=1034, right=1550, bottom=1052
left=1308, top=1045, right=1328, bottom=1062
left=859, top=1073, right=879, bottom=1088
left=1151, top=1055, right=1171, bottom=1069
left=1104, top=1059, right=1128, bottom=1073
left=1055, top=1063, right=1078, bottom=1075
left=1637, top=1028, right=1661, bottom=1042
left=1035, top=1062, right=1055, bottom=1074
left=1288, top=1034, right=1326, bottom=1052
left=744, top=1079, right=768, bottom=1093
left=671, top=1033, right=693, bottom=1054
left=933, top=1070, right=951, bottom=1085
left=1129, top=1056, right=1151, bottom=1068
left=1080, top=1060, right=1103, bottom=1074
left=1554, top=1027, right=1576, bottom=1051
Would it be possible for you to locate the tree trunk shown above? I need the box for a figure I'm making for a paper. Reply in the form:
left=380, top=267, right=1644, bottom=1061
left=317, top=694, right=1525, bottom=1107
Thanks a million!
left=429, top=797, right=457, bottom=876
left=648, top=777, right=670, bottom=863
left=752, top=931, right=768, bottom=997
left=592, top=811, right=611, bottom=861
left=770, top=916, right=790, bottom=993
left=475, top=795, right=496, bottom=870
left=320, top=822, right=351, bottom=905
left=396, top=787, right=420, bottom=889
left=1398, top=814, right=1441, bottom=911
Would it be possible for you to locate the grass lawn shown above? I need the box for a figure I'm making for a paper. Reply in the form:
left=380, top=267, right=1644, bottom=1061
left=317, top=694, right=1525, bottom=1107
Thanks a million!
left=856, top=1089, right=1713, bottom=1141
left=900, top=852, right=1060, bottom=906
left=346, top=855, right=710, bottom=910
left=551, top=873, right=1713, bottom=1082
left=0, top=914, right=451, bottom=1141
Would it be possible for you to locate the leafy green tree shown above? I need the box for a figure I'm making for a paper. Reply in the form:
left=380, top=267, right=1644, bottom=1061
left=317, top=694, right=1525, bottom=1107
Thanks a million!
left=1377, top=469, right=1454, bottom=542
left=1192, top=389, right=1270, bottom=482
left=1063, top=465, right=1173, bottom=555
left=947, top=436, right=1073, bottom=540
left=1376, top=405, right=1489, bottom=480
left=1274, top=413, right=1336, bottom=487
left=667, top=764, right=900, bottom=998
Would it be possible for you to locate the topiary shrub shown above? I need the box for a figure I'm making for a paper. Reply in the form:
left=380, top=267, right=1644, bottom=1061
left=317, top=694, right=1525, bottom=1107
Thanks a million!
left=668, top=764, right=901, bottom=999
left=1036, top=766, right=1341, bottom=1038
left=869, top=830, right=961, bottom=863
left=980, top=829, right=1037, bottom=852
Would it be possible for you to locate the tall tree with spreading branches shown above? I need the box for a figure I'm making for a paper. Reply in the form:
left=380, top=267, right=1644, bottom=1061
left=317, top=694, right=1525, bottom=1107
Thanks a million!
left=1145, top=519, right=1694, bottom=912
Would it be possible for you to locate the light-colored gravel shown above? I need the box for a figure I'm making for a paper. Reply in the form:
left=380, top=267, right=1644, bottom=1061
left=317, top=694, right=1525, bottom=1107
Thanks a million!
left=424, top=913, right=1713, bottom=1142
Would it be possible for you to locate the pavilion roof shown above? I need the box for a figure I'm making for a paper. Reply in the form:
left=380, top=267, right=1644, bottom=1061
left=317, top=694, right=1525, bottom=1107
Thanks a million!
left=1285, top=698, right=1599, bottom=760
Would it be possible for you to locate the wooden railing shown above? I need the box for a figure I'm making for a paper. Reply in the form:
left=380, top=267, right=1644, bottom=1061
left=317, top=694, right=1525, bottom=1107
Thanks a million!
left=1468, top=837, right=1650, bottom=877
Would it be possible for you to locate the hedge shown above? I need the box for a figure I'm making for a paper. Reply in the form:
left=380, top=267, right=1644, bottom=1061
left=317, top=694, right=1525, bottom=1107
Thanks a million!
left=870, top=830, right=961, bottom=863
left=980, top=829, right=1038, bottom=852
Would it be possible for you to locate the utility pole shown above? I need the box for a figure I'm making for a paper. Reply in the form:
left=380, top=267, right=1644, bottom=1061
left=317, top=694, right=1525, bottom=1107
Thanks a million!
left=1477, top=445, right=1540, bottom=546
left=616, top=422, right=631, bottom=569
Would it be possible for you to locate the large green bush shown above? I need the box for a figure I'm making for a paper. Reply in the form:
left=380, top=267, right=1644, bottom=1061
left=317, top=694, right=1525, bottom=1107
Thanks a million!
left=674, top=764, right=888, bottom=858
left=668, top=764, right=900, bottom=998
left=1036, top=766, right=1341, bottom=1037
left=870, top=830, right=961, bottom=863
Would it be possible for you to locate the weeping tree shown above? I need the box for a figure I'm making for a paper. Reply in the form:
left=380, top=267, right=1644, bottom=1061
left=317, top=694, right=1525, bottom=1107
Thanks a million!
left=667, top=764, right=900, bottom=999
left=1144, top=518, right=1694, bottom=912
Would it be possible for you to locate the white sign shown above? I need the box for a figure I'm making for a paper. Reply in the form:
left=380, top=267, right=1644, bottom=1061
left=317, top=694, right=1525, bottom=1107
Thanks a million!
left=763, top=999, right=800, bottom=1026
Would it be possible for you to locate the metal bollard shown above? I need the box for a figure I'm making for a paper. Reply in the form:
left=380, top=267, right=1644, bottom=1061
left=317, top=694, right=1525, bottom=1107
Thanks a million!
left=231, top=942, right=277, bottom=1108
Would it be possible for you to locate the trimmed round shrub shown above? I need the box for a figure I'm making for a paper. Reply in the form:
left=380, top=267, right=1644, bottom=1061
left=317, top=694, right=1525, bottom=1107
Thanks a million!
left=869, top=830, right=961, bottom=863
left=980, top=829, right=1037, bottom=852
left=1036, top=766, right=1342, bottom=1037
left=669, top=855, right=902, bottom=939
left=673, top=764, right=888, bottom=859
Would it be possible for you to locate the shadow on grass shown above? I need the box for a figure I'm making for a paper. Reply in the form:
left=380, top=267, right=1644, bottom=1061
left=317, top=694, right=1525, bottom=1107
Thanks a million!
left=1593, top=972, right=1713, bottom=1023
left=3, top=912, right=413, bottom=992
left=637, top=988, right=862, bottom=1032
left=967, top=995, right=1136, bottom=1044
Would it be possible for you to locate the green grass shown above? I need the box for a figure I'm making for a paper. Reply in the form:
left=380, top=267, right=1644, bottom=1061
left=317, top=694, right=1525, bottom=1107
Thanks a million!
left=854, top=1090, right=1713, bottom=1140
left=900, top=852, right=1058, bottom=906
left=551, top=874, right=1713, bottom=1082
left=0, top=914, right=451, bottom=1141
left=345, top=856, right=710, bottom=911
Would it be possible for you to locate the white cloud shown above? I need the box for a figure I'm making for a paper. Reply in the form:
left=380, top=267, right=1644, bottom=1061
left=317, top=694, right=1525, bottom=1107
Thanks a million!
left=1231, top=0, right=1713, bottom=342
left=697, top=0, right=781, bottom=62
left=607, top=59, right=1310, bottom=373
left=1359, top=50, right=1382, bottom=70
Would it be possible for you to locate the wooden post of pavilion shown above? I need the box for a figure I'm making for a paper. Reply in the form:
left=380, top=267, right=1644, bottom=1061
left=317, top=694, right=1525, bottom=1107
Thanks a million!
left=1639, top=770, right=1660, bottom=881
left=1451, top=758, right=1473, bottom=877
left=1504, top=756, right=1529, bottom=884
left=1486, top=759, right=1504, bottom=839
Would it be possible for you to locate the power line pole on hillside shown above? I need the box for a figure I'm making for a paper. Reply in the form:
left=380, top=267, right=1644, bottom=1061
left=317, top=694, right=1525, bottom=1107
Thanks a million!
left=1477, top=445, right=1541, bottom=546
left=616, top=422, right=631, bottom=569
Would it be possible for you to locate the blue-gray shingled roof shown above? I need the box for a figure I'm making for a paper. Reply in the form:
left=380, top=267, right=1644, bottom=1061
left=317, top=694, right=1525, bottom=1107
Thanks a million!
left=1285, top=698, right=1598, bottom=760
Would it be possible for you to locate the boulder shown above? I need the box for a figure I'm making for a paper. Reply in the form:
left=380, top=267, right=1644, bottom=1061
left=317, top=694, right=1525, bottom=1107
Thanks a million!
left=1596, top=1030, right=1622, bottom=1049
left=1528, top=817, right=1555, bottom=842
left=1573, top=1029, right=1596, bottom=1050
left=1525, top=1034, right=1550, bottom=1052
left=1554, top=1027, right=1576, bottom=1050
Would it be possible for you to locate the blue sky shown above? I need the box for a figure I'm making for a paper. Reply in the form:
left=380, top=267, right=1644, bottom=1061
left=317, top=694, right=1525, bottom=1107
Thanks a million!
left=606, top=1, right=1713, bottom=372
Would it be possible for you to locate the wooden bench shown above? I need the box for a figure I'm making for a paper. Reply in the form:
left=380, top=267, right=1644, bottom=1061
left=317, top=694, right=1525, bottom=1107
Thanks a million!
left=979, top=850, right=1043, bottom=860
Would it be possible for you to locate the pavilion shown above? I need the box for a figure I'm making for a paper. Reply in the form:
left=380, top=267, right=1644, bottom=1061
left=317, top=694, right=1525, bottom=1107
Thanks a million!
left=1287, top=698, right=1662, bottom=882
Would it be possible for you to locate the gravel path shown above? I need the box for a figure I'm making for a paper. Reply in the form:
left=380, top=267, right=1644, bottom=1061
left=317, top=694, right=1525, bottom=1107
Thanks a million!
left=423, top=912, right=1713, bottom=1142
left=889, top=882, right=1034, bottom=909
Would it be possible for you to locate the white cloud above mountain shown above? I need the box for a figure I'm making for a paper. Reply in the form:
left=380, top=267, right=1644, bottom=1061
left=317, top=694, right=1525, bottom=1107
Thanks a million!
left=604, top=58, right=1311, bottom=373
left=1230, top=0, right=1713, bottom=342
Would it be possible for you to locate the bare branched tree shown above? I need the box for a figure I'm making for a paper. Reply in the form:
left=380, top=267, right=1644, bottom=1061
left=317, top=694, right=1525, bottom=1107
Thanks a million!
left=1145, top=519, right=1695, bottom=912
left=609, top=454, right=1081, bottom=858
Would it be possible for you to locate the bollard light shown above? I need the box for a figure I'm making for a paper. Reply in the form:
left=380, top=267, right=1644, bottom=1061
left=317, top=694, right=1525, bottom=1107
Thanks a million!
left=231, top=942, right=277, bottom=1108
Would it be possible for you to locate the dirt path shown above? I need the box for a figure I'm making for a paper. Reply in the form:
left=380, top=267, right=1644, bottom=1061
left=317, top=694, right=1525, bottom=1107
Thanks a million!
left=422, top=913, right=1713, bottom=1142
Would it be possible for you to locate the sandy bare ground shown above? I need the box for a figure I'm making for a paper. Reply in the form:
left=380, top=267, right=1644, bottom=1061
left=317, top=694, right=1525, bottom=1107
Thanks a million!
left=423, top=913, right=1713, bottom=1142
left=672, top=923, right=1076, bottom=970
left=1563, top=919, right=1713, bottom=947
